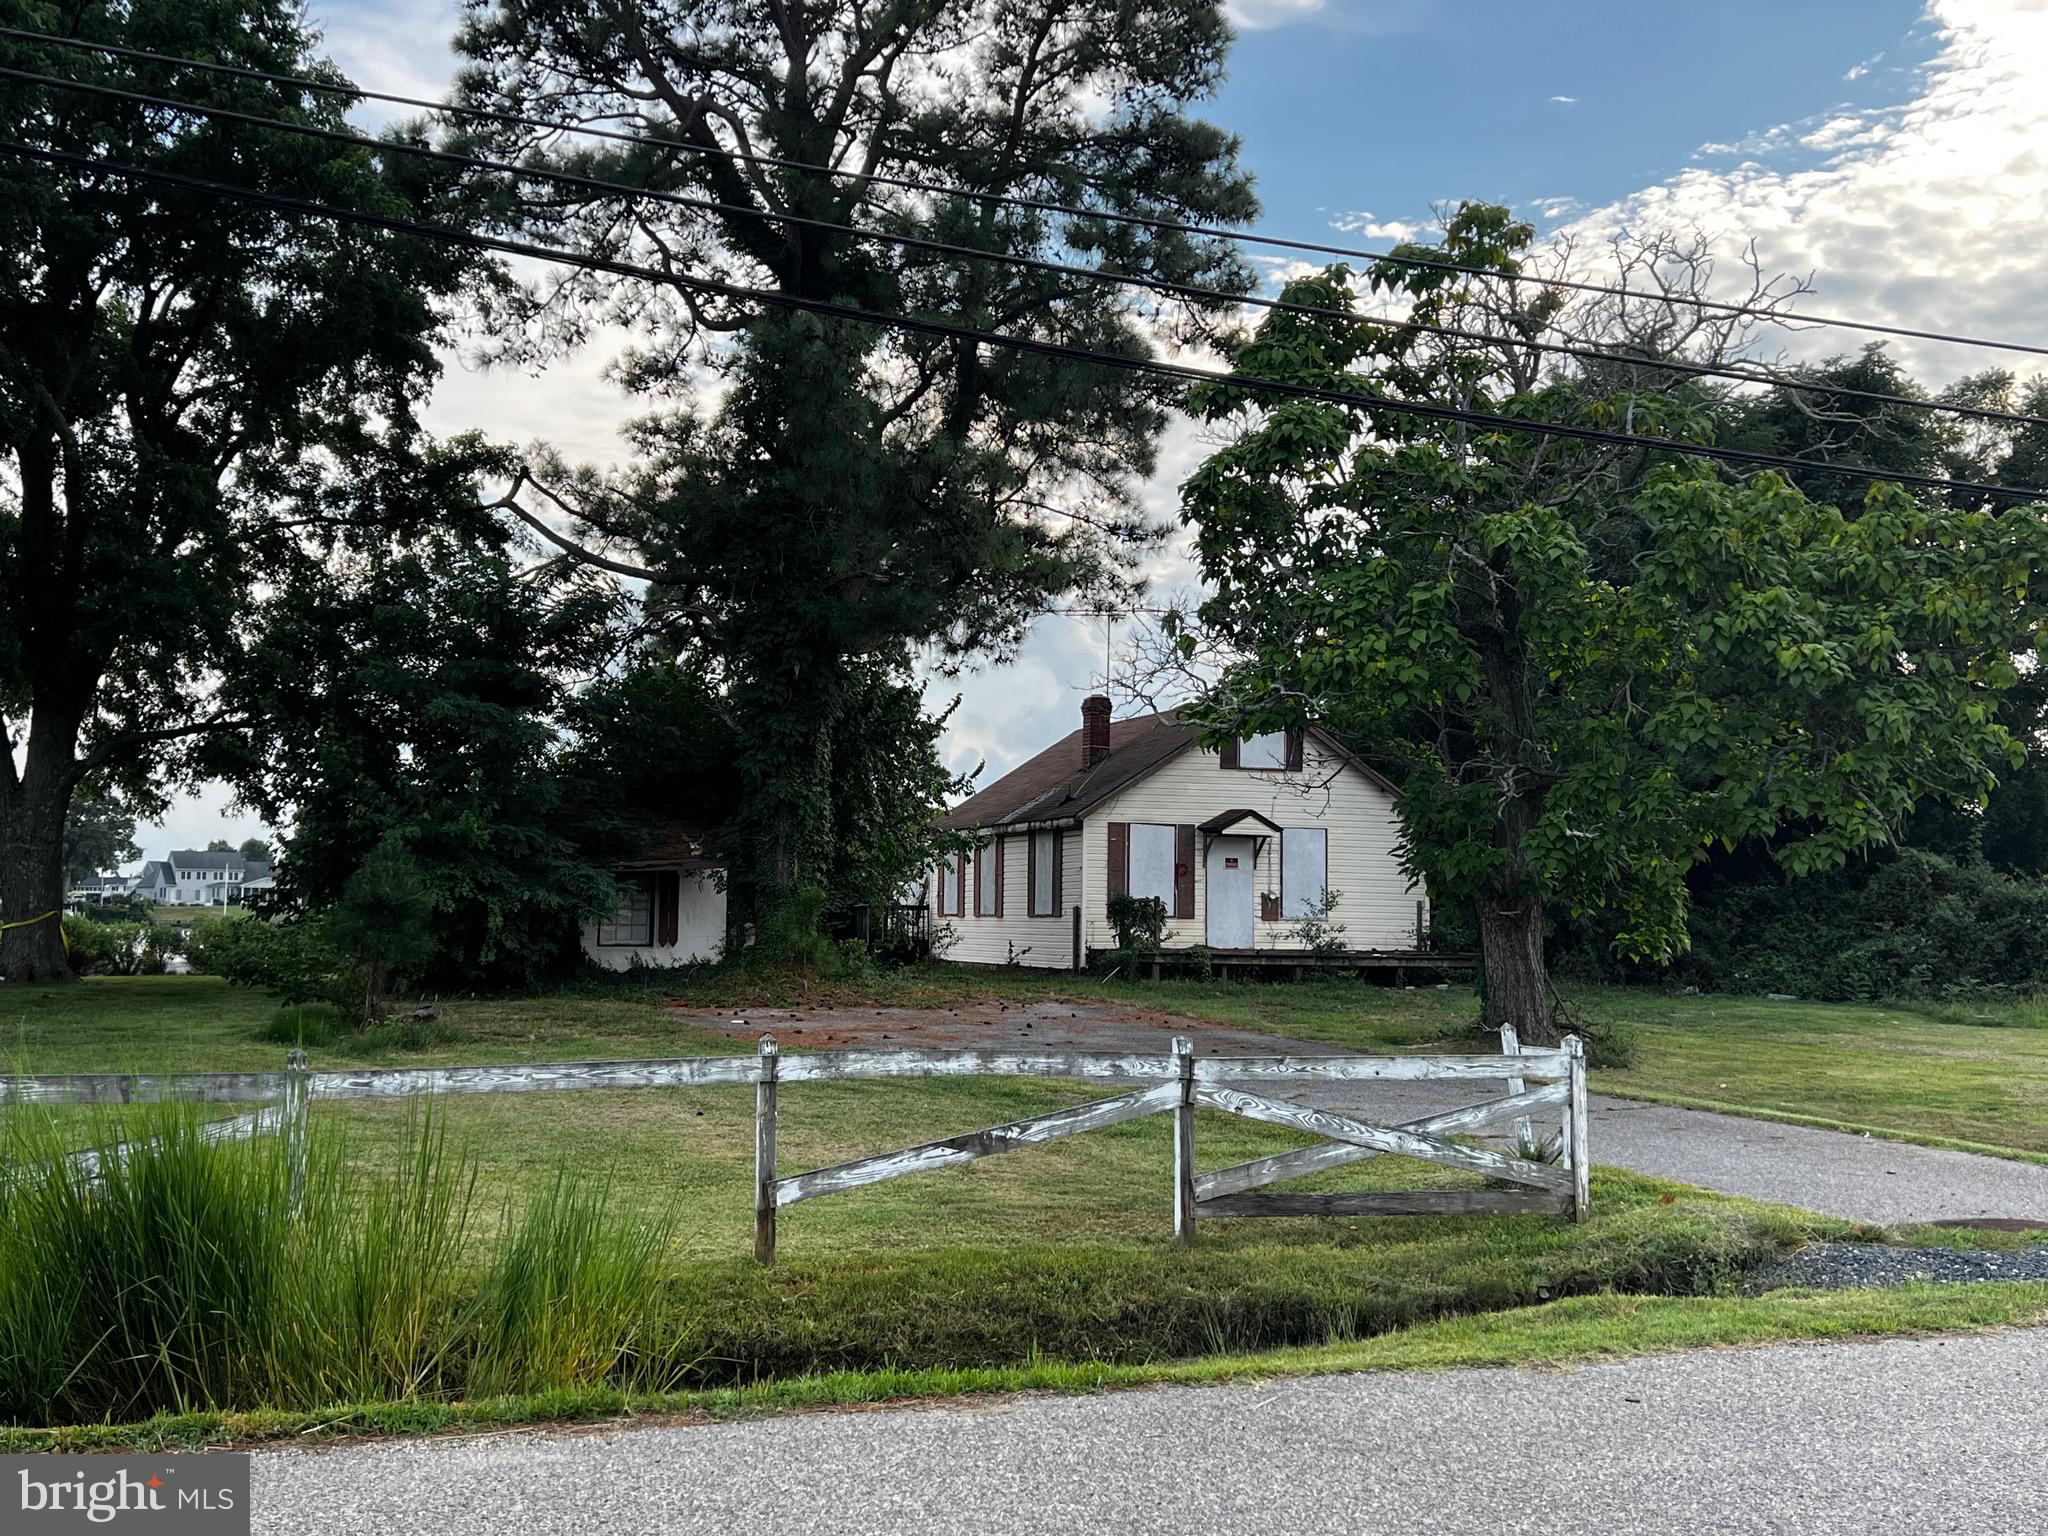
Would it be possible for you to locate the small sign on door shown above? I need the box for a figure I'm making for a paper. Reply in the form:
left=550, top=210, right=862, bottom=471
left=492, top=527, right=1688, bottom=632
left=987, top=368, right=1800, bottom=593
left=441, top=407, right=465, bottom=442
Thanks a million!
left=1225, top=857, right=1239, bottom=869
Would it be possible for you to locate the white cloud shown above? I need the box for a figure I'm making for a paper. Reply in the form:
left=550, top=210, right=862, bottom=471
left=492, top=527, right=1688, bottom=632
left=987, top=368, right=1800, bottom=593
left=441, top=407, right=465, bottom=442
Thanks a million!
left=1845, top=49, right=1886, bottom=81
left=1568, top=0, right=2048, bottom=383
left=1328, top=210, right=1422, bottom=243
left=1550, top=95, right=1578, bottom=105
left=1225, top=0, right=1328, bottom=28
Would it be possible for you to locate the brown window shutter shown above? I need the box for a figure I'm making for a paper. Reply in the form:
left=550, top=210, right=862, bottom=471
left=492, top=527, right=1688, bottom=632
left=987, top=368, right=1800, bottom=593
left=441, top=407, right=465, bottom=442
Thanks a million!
left=1107, top=821, right=1129, bottom=899
left=1219, top=738, right=1240, bottom=770
left=1285, top=729, right=1305, bottom=771
left=1052, top=831, right=1064, bottom=913
left=972, top=846, right=983, bottom=918
left=658, top=872, right=681, bottom=947
left=994, top=837, right=1005, bottom=918
left=1174, top=825, right=1196, bottom=919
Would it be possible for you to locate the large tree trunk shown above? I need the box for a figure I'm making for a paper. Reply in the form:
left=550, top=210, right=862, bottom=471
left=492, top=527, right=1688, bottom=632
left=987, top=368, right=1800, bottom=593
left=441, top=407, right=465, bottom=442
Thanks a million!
left=0, top=774, right=76, bottom=983
left=1478, top=885, right=1552, bottom=1045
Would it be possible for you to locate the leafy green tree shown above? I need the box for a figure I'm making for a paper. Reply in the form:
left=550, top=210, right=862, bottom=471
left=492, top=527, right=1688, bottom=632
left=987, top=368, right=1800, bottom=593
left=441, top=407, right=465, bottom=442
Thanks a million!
left=451, top=0, right=1256, bottom=922
left=326, top=836, right=437, bottom=1024
left=1180, top=205, right=2048, bottom=1041
left=1684, top=355, right=2048, bottom=907
left=557, top=657, right=741, bottom=868
left=61, top=780, right=140, bottom=888
left=211, top=528, right=624, bottom=988
left=238, top=837, right=272, bottom=864
left=0, top=0, right=470, bottom=980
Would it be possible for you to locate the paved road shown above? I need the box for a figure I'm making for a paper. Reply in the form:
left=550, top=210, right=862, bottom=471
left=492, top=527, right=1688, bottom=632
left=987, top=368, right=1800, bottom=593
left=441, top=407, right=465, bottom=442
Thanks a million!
left=695, top=998, right=2048, bottom=1224
left=254, top=1328, right=2048, bottom=1535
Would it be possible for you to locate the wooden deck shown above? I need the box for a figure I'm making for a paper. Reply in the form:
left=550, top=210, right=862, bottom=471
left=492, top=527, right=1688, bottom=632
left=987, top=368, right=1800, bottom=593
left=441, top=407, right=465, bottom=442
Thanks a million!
left=1093, top=947, right=1475, bottom=978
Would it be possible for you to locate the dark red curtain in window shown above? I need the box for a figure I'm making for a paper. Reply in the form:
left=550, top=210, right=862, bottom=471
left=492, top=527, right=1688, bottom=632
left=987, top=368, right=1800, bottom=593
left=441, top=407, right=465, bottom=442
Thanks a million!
left=657, top=871, right=681, bottom=948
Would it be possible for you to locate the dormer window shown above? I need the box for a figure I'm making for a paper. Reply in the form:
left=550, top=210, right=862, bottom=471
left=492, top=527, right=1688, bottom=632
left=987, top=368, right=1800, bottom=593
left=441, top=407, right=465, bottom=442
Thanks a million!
left=1219, top=728, right=1303, bottom=772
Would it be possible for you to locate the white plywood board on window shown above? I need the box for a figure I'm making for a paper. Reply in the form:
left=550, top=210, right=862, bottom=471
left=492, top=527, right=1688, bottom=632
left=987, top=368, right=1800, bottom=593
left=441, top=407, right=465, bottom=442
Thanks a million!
left=1282, top=827, right=1327, bottom=918
left=1129, top=822, right=1177, bottom=906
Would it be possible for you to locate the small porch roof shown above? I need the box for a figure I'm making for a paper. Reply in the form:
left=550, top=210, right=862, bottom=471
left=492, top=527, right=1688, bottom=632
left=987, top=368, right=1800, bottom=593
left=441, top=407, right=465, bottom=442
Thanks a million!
left=1197, top=808, right=1284, bottom=836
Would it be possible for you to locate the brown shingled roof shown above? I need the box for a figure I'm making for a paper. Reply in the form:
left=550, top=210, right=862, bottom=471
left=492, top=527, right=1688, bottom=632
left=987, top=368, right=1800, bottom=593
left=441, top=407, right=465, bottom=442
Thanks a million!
left=937, top=709, right=1196, bottom=831
left=939, top=711, right=1403, bottom=833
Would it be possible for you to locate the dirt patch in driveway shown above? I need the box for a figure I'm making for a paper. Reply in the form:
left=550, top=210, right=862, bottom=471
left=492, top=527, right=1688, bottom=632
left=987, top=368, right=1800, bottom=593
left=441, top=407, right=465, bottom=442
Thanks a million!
left=667, top=997, right=1337, bottom=1056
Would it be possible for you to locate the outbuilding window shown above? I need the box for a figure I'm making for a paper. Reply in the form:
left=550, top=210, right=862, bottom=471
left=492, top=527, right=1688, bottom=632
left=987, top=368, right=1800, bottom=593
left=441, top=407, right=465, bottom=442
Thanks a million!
left=597, top=874, right=655, bottom=946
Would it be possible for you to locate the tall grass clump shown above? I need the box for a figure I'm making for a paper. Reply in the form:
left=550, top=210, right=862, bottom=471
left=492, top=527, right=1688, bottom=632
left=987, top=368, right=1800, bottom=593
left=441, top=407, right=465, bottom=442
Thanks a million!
left=467, top=1173, right=690, bottom=1397
left=0, top=1104, right=681, bottom=1426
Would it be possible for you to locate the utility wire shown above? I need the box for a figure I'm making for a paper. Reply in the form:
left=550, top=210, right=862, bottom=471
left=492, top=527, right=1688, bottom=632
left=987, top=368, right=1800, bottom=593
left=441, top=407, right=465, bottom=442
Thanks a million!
left=3, top=136, right=2041, bottom=506
left=8, top=62, right=2042, bottom=433
left=4, top=23, right=2045, bottom=361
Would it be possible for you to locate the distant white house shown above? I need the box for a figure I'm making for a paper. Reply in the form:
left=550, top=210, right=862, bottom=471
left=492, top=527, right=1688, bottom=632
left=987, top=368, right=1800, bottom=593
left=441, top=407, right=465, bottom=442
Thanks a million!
left=134, top=850, right=274, bottom=906
left=68, top=873, right=136, bottom=904
left=581, top=823, right=727, bottom=969
left=931, top=695, right=1427, bottom=970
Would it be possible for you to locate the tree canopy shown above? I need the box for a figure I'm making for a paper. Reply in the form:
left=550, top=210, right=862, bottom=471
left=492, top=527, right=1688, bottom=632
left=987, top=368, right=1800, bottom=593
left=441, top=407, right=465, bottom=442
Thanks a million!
left=1179, top=205, right=2048, bottom=1039
left=449, top=0, right=1257, bottom=921
left=211, top=526, right=624, bottom=989
left=0, top=0, right=473, bottom=979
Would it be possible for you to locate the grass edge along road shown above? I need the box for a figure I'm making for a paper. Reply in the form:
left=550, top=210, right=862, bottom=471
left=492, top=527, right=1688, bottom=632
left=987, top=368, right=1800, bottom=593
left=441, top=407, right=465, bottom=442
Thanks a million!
left=6, top=1283, right=2043, bottom=1454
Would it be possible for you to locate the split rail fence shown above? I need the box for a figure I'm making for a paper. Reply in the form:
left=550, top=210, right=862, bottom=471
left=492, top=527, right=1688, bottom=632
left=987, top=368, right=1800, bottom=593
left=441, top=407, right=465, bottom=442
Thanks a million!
left=1, top=1029, right=1590, bottom=1260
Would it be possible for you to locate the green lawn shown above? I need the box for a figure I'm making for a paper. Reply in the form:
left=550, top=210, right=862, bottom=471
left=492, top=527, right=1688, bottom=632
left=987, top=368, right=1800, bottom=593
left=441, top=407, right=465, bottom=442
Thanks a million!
left=0, top=976, right=1800, bottom=1261
left=8, top=969, right=2047, bottom=1165
left=1579, top=990, right=2048, bottom=1159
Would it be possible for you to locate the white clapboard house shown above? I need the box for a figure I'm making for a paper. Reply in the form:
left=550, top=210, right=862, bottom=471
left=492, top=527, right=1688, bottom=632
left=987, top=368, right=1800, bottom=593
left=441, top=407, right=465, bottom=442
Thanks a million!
left=931, top=696, right=1427, bottom=970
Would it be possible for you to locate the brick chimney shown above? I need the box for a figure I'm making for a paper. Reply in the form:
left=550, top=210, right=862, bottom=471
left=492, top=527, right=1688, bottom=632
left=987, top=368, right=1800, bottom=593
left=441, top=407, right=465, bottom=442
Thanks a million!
left=1081, top=694, right=1112, bottom=769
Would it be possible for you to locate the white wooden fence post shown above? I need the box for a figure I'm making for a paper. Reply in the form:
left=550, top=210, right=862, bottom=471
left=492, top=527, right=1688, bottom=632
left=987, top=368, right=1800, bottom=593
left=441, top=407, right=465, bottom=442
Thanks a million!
left=1565, top=1034, right=1591, bottom=1223
left=284, top=1048, right=310, bottom=1220
left=1172, top=1035, right=1196, bottom=1246
left=1497, top=1023, right=1534, bottom=1153
left=755, top=1035, right=779, bottom=1265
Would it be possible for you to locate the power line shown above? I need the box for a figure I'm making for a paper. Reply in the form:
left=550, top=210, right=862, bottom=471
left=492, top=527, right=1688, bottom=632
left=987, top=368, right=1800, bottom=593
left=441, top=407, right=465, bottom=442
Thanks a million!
left=8, top=63, right=2043, bottom=434
left=4, top=136, right=2042, bottom=507
left=5, top=23, right=2045, bottom=362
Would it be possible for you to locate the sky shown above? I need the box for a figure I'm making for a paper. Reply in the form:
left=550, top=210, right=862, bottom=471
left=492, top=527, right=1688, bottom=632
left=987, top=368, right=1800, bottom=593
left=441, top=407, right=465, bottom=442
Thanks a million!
left=134, top=0, right=2048, bottom=866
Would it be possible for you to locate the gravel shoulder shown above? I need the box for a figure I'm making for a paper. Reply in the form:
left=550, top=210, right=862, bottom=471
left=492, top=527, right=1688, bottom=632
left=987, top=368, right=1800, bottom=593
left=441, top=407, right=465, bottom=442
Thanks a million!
left=681, top=998, right=2048, bottom=1226
left=1752, top=1241, right=2048, bottom=1290
left=252, top=1327, right=2048, bottom=1536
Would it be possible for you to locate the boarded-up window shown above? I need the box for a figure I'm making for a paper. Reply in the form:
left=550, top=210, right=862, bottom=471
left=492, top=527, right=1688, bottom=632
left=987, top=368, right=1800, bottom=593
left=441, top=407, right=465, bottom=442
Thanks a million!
left=977, top=841, right=1000, bottom=916
left=1030, top=829, right=1057, bottom=916
left=1128, top=823, right=1177, bottom=907
left=1239, top=731, right=1287, bottom=769
left=936, top=855, right=966, bottom=917
left=1281, top=827, right=1328, bottom=919
left=597, top=874, right=655, bottom=946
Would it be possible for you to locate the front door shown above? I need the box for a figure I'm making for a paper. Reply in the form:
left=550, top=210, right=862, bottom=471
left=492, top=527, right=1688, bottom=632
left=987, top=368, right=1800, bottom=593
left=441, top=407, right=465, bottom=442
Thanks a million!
left=1205, top=835, right=1254, bottom=949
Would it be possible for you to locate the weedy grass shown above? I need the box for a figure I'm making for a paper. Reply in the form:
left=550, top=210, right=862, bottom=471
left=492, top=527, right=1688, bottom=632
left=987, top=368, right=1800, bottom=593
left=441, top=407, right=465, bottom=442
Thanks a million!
left=0, top=1105, right=689, bottom=1425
